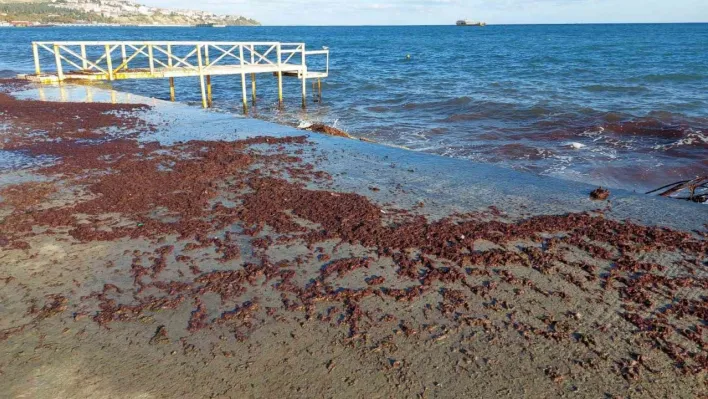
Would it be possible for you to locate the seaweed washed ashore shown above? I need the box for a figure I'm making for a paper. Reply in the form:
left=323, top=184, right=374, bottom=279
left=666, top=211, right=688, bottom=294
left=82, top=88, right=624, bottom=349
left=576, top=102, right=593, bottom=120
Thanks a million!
left=0, top=81, right=706, bottom=398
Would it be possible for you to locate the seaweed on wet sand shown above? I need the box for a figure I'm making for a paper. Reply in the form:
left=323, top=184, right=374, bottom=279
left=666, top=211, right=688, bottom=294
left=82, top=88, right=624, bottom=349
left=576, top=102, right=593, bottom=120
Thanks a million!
left=29, top=294, right=68, bottom=320
left=1, top=87, right=707, bottom=386
left=320, top=257, right=371, bottom=279
left=187, top=298, right=209, bottom=332
left=1, top=294, right=68, bottom=342
left=365, top=276, right=385, bottom=286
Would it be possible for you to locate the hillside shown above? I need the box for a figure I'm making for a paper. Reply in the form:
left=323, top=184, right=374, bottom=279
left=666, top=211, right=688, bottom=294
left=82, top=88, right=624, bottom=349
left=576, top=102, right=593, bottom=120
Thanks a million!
left=0, top=0, right=260, bottom=26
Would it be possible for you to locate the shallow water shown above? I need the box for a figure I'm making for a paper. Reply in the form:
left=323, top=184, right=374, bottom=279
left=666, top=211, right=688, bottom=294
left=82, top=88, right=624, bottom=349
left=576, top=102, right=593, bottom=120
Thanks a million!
left=1, top=24, right=706, bottom=191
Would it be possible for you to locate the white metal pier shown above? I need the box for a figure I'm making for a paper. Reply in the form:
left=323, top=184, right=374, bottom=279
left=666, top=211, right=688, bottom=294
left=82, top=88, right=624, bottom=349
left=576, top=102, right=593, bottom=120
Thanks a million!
left=22, top=41, right=330, bottom=110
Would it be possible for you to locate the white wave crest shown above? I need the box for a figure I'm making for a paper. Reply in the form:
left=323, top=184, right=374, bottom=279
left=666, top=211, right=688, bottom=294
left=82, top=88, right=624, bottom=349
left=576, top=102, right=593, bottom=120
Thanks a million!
left=652, top=129, right=707, bottom=150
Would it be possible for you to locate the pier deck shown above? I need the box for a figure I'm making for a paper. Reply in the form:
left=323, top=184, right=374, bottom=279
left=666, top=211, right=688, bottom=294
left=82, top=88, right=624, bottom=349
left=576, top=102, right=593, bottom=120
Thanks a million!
left=22, top=41, right=330, bottom=110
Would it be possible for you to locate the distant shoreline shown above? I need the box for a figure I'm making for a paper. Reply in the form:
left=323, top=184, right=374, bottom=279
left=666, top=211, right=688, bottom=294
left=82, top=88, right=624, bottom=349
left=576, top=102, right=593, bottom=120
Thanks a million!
left=1, top=22, right=706, bottom=28
left=0, top=24, right=258, bottom=28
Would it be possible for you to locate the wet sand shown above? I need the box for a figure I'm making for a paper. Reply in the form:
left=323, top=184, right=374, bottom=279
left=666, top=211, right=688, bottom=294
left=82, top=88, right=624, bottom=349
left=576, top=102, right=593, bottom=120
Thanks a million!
left=0, top=81, right=706, bottom=398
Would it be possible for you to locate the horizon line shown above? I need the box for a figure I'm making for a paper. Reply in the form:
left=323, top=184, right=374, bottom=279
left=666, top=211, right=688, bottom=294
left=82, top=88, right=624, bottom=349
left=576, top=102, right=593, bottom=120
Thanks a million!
left=13, top=21, right=707, bottom=27
left=255, top=21, right=707, bottom=27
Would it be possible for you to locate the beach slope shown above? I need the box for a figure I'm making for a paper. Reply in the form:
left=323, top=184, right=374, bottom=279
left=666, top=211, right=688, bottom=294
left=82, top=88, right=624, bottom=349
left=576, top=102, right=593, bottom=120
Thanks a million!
left=0, top=82, right=706, bottom=398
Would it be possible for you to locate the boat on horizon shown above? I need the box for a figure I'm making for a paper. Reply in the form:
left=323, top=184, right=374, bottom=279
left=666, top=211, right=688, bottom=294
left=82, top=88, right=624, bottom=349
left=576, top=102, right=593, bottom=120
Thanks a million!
left=456, top=20, right=486, bottom=26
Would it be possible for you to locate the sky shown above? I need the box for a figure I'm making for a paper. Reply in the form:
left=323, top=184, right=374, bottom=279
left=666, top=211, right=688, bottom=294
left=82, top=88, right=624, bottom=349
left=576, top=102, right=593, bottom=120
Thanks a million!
left=141, top=0, right=708, bottom=26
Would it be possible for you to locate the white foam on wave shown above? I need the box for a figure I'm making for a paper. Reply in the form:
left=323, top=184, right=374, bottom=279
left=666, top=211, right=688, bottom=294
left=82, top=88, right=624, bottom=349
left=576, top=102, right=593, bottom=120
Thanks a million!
left=589, top=146, right=618, bottom=160
left=580, top=127, right=637, bottom=150
left=652, top=129, right=707, bottom=150
left=542, top=154, right=574, bottom=175
left=564, top=142, right=586, bottom=149
left=542, top=154, right=587, bottom=183
left=579, top=126, right=605, bottom=142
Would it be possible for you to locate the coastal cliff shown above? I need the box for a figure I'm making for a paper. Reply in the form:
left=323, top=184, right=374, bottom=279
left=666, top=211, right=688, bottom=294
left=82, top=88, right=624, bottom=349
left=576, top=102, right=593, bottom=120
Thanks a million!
left=0, top=0, right=260, bottom=26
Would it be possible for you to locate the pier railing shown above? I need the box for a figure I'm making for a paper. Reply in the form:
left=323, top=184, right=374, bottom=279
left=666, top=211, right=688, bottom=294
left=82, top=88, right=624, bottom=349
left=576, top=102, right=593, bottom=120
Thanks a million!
left=32, top=41, right=329, bottom=78
left=29, top=41, right=330, bottom=109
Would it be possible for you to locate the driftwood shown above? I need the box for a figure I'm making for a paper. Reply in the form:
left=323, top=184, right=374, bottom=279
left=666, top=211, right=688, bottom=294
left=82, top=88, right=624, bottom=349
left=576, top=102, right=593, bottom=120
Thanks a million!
left=646, top=176, right=708, bottom=203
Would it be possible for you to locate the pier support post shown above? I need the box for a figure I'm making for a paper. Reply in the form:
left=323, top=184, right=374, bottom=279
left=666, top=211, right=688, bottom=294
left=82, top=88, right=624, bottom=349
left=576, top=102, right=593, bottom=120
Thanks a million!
left=80, top=44, right=87, bottom=70
left=196, top=45, right=208, bottom=109
left=105, top=45, right=114, bottom=81
left=241, top=73, right=248, bottom=114
left=205, top=45, right=212, bottom=107
left=32, top=43, right=41, bottom=75
left=53, top=44, right=64, bottom=82
left=301, top=44, right=307, bottom=109
left=207, top=77, right=212, bottom=106
left=121, top=44, right=128, bottom=70
left=318, top=78, right=322, bottom=102
left=167, top=44, right=175, bottom=102
left=251, top=73, right=256, bottom=105
left=250, top=45, right=256, bottom=104
left=148, top=45, right=155, bottom=74
left=239, top=45, right=248, bottom=114
left=169, top=78, right=176, bottom=102
left=276, top=44, right=283, bottom=106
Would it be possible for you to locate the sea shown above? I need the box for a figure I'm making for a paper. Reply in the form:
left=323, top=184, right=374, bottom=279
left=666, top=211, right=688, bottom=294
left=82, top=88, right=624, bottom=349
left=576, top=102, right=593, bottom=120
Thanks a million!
left=1, top=24, right=707, bottom=192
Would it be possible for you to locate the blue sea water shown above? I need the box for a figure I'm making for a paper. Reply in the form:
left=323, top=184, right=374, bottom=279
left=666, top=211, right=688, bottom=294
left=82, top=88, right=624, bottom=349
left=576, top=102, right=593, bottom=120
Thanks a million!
left=1, top=24, right=707, bottom=191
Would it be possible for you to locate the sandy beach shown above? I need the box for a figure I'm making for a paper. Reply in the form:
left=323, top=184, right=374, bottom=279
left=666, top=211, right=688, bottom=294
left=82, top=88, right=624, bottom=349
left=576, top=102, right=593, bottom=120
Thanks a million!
left=0, top=80, right=706, bottom=398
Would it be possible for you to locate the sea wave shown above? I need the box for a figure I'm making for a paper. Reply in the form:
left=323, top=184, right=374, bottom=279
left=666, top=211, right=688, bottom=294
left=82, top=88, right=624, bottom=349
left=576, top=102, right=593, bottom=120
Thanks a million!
left=632, top=73, right=706, bottom=83
left=364, top=96, right=479, bottom=115
left=490, top=144, right=554, bottom=161
left=402, top=96, right=473, bottom=111
left=582, top=84, right=650, bottom=94
left=602, top=120, right=688, bottom=139
left=653, top=129, right=708, bottom=150
left=438, top=101, right=560, bottom=123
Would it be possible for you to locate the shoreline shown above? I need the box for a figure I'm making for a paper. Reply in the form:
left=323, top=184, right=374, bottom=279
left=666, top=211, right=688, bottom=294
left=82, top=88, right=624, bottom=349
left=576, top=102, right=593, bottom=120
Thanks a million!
left=6, top=82, right=705, bottom=228
left=3, top=25, right=707, bottom=194
left=0, top=81, right=706, bottom=397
